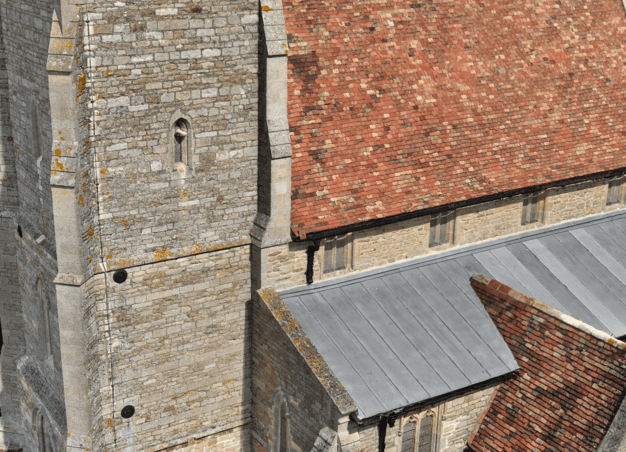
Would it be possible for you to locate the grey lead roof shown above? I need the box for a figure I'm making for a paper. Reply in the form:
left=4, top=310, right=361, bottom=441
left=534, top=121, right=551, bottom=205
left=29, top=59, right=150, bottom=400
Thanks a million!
left=279, top=210, right=626, bottom=420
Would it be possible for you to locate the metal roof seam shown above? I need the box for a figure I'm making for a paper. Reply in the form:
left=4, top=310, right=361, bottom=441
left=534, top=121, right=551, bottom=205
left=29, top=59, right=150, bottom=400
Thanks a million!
left=418, top=264, right=508, bottom=378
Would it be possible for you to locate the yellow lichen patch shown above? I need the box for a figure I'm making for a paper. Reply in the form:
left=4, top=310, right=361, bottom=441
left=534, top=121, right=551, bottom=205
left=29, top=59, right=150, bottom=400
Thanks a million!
left=55, top=148, right=62, bottom=156
left=88, top=228, right=94, bottom=236
left=66, top=42, right=72, bottom=49
left=123, top=221, right=128, bottom=227
left=107, top=419, right=113, bottom=427
left=52, top=159, right=65, bottom=171
left=261, top=5, right=272, bottom=11
left=100, top=168, right=106, bottom=175
left=78, top=194, right=84, bottom=206
left=105, top=72, right=113, bottom=77
left=88, top=257, right=92, bottom=263
left=154, top=249, right=174, bottom=262
left=182, top=192, right=187, bottom=197
left=83, top=172, right=88, bottom=178
left=106, top=254, right=113, bottom=260
left=285, top=50, right=289, bottom=54
left=77, top=73, right=87, bottom=95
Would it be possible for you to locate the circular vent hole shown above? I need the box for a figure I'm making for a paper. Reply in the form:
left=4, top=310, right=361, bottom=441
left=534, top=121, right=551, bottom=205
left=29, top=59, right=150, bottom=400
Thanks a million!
left=113, top=269, right=128, bottom=284
left=121, top=405, right=135, bottom=419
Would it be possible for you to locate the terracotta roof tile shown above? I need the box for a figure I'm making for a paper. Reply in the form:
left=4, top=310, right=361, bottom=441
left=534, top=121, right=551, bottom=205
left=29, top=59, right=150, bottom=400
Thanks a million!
left=284, top=0, right=626, bottom=234
left=468, top=275, right=626, bottom=452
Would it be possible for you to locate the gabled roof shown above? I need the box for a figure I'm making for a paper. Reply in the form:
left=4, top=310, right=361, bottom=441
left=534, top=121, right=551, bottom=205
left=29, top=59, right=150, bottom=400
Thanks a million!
left=468, top=274, right=626, bottom=452
left=285, top=0, right=626, bottom=235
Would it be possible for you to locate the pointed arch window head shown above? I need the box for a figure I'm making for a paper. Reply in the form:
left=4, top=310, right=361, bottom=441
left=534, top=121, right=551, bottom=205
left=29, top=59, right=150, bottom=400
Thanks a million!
left=33, top=409, right=54, bottom=452
left=401, top=408, right=441, bottom=452
left=271, top=387, right=291, bottom=452
left=174, top=119, right=188, bottom=163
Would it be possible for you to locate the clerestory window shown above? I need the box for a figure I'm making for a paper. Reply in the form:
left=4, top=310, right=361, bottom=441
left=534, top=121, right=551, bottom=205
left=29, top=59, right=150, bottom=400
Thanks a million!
left=323, top=235, right=348, bottom=274
left=429, top=211, right=454, bottom=248
left=607, top=176, right=624, bottom=205
left=521, top=192, right=540, bottom=225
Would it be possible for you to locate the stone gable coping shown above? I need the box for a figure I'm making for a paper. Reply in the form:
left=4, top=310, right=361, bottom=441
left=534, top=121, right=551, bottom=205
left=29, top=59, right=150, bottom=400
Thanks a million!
left=470, top=273, right=626, bottom=350
left=257, top=287, right=358, bottom=416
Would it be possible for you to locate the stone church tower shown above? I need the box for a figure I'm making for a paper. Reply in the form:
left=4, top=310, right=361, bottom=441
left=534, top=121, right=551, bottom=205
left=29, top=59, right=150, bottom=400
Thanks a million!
left=0, top=0, right=259, bottom=451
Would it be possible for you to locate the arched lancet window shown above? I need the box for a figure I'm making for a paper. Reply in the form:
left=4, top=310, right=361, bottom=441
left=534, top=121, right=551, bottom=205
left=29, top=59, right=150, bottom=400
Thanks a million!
left=173, top=118, right=190, bottom=165
left=271, top=387, right=290, bottom=452
left=36, top=278, right=52, bottom=359
left=401, top=409, right=439, bottom=452
left=33, top=409, right=54, bottom=452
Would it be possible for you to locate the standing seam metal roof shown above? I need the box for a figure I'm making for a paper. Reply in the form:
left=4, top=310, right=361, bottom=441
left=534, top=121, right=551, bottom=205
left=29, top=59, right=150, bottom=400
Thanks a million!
left=279, top=210, right=626, bottom=419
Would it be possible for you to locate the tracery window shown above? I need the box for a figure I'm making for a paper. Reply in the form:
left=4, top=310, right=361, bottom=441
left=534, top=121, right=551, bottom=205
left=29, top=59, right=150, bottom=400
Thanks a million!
left=401, top=408, right=440, bottom=452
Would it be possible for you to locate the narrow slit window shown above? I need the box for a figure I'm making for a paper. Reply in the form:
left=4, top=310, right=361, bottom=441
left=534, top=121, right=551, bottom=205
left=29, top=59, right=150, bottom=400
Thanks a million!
left=521, top=192, right=539, bottom=225
left=32, top=102, right=42, bottom=159
left=323, top=235, right=348, bottom=274
left=279, top=401, right=288, bottom=452
left=36, top=279, right=51, bottom=359
left=607, top=177, right=622, bottom=205
left=429, top=211, right=451, bottom=247
left=174, top=118, right=190, bottom=165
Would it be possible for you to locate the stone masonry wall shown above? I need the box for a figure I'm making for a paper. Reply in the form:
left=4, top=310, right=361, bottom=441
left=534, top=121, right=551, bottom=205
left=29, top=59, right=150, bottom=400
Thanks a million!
left=1, top=0, right=56, bottom=240
left=252, top=293, right=340, bottom=452
left=76, top=0, right=258, bottom=276
left=82, top=246, right=252, bottom=452
left=336, top=385, right=495, bottom=452
left=438, top=386, right=495, bottom=452
left=263, top=176, right=626, bottom=292
left=0, top=0, right=68, bottom=450
left=0, top=219, right=25, bottom=451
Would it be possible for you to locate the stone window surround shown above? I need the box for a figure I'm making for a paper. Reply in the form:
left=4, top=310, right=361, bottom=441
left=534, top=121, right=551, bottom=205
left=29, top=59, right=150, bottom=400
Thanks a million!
left=521, top=190, right=546, bottom=225
left=400, top=405, right=443, bottom=452
left=319, top=233, right=353, bottom=278
left=270, top=386, right=293, bottom=452
left=31, top=407, right=56, bottom=452
left=607, top=175, right=626, bottom=205
left=428, top=210, right=455, bottom=248
left=167, top=110, right=194, bottom=172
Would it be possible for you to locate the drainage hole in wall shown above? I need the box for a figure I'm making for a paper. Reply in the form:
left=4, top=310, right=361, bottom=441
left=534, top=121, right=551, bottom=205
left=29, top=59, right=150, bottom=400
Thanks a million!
left=17, top=225, right=22, bottom=238
left=113, top=269, right=128, bottom=284
left=121, top=405, right=135, bottom=419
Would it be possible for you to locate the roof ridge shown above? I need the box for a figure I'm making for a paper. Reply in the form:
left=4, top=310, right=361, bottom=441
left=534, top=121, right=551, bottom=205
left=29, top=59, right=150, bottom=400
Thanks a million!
left=470, top=273, right=626, bottom=350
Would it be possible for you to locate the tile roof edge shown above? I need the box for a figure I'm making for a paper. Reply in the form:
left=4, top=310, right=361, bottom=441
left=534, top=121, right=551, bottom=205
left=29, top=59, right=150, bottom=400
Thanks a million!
left=466, top=383, right=501, bottom=451
left=257, top=287, right=359, bottom=416
left=293, top=167, right=626, bottom=239
left=470, top=273, right=626, bottom=350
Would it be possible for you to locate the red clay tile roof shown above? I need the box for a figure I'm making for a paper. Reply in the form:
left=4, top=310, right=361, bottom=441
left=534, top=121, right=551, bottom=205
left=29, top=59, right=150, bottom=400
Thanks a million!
left=285, top=0, right=626, bottom=235
left=467, top=274, right=626, bottom=452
